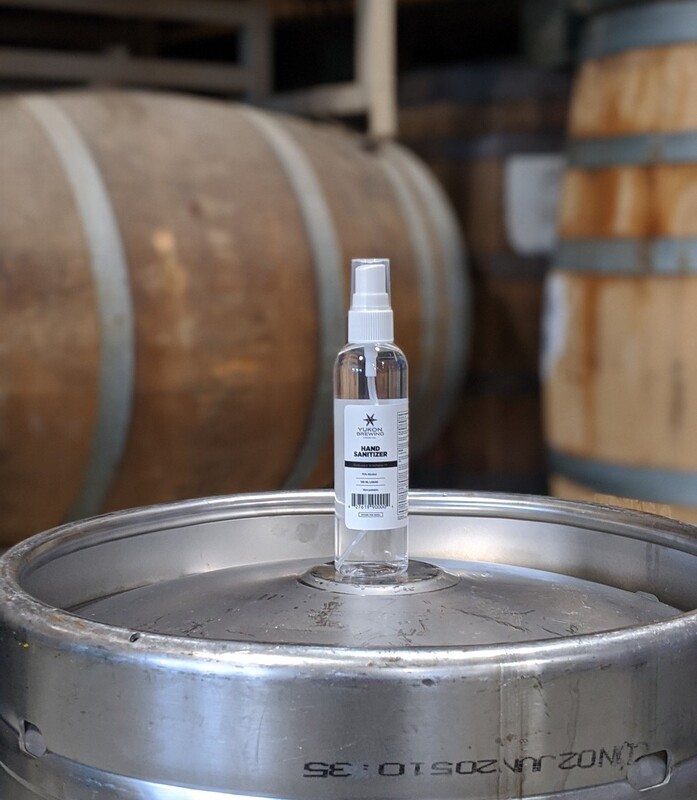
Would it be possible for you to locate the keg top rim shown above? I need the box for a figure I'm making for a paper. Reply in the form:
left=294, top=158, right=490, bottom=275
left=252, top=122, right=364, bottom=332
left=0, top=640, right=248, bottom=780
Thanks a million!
left=2, top=490, right=697, bottom=668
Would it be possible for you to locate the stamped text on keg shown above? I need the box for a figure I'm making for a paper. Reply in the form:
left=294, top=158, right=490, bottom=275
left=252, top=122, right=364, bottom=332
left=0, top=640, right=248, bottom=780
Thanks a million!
left=303, top=741, right=649, bottom=779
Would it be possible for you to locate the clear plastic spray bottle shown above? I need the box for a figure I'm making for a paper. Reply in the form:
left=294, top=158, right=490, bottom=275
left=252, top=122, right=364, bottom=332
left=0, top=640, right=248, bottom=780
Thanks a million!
left=334, top=258, right=408, bottom=579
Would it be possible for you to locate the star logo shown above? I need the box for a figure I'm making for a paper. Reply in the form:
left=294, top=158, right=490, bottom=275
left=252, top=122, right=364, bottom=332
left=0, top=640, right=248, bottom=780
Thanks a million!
left=364, top=413, right=376, bottom=426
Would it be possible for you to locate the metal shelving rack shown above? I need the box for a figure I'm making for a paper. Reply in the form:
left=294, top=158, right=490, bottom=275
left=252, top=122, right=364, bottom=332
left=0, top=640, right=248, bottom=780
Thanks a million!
left=0, top=0, right=272, bottom=98
left=0, top=0, right=399, bottom=139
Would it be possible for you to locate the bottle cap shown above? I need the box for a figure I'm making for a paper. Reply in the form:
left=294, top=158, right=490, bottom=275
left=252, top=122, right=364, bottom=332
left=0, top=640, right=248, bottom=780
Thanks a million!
left=348, top=258, right=394, bottom=343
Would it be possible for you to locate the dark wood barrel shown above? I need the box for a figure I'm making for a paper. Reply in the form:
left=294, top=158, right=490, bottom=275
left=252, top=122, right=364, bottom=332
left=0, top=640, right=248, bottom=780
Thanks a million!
left=0, top=90, right=468, bottom=544
left=400, top=63, right=569, bottom=492
left=544, top=1, right=697, bottom=523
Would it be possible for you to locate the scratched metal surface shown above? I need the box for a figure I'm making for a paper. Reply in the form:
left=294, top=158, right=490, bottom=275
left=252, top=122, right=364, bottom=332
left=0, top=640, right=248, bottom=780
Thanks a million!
left=75, top=556, right=678, bottom=647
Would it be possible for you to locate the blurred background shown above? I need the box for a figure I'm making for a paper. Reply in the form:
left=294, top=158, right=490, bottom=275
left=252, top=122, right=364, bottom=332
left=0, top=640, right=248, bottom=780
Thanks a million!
left=2, top=0, right=695, bottom=547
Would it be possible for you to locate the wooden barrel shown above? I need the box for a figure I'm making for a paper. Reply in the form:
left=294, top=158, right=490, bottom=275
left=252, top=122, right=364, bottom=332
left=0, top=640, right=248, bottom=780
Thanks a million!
left=0, top=90, right=467, bottom=545
left=544, top=0, right=697, bottom=523
left=400, top=63, right=569, bottom=492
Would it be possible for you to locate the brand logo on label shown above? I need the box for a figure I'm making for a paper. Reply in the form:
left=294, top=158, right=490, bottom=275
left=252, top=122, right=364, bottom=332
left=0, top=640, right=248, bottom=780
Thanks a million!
left=357, top=424, right=384, bottom=437
left=364, top=413, right=376, bottom=426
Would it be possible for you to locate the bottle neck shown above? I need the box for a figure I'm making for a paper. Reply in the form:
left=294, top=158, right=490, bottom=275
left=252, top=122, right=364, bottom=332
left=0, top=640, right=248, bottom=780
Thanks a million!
left=347, top=308, right=394, bottom=344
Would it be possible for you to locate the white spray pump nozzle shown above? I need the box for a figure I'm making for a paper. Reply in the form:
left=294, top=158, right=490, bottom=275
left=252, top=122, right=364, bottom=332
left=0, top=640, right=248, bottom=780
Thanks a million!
left=348, top=258, right=394, bottom=344
left=353, top=261, right=390, bottom=308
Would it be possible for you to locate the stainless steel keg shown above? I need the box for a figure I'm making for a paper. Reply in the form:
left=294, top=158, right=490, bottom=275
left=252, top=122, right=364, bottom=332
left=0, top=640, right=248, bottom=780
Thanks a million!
left=1, top=491, right=696, bottom=799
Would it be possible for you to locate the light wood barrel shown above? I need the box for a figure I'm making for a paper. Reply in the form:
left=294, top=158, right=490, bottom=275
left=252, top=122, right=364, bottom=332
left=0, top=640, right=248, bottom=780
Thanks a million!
left=544, top=1, right=697, bottom=523
left=400, top=63, right=569, bottom=492
left=0, top=90, right=468, bottom=544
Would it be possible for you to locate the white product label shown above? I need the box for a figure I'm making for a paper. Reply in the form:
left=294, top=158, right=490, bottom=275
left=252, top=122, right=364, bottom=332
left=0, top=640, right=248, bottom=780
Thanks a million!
left=343, top=400, right=408, bottom=531
left=504, top=153, right=565, bottom=256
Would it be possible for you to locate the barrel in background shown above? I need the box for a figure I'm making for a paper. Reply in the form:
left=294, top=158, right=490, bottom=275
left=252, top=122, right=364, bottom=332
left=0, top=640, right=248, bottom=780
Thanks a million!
left=543, top=0, right=697, bottom=523
left=400, top=63, right=569, bottom=492
left=0, top=90, right=468, bottom=545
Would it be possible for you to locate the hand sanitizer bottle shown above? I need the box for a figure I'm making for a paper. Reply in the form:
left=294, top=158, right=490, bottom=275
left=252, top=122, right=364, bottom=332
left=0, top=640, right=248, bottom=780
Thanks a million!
left=334, top=258, right=409, bottom=578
